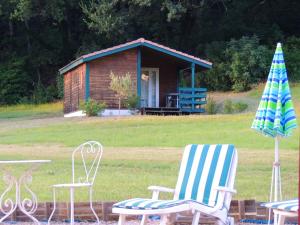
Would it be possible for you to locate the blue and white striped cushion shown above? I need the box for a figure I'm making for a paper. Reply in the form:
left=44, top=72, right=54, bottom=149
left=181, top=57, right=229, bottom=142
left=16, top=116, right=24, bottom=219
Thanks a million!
left=113, top=198, right=188, bottom=210
left=262, top=199, right=298, bottom=212
left=174, top=144, right=236, bottom=207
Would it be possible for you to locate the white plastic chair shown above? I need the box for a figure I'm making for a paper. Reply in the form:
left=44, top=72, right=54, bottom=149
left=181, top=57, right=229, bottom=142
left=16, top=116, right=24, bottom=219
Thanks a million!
left=48, top=141, right=103, bottom=225
left=113, top=144, right=238, bottom=225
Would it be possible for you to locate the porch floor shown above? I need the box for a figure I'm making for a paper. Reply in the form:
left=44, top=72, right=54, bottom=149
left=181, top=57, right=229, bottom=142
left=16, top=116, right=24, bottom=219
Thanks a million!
left=141, top=107, right=191, bottom=115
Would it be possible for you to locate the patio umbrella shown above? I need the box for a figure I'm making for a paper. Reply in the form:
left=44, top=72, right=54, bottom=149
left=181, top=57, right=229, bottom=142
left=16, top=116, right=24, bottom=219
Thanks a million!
left=251, top=43, right=297, bottom=203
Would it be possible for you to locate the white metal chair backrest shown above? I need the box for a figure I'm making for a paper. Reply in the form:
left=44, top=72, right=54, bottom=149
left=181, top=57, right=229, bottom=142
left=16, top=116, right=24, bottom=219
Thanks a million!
left=71, top=141, right=103, bottom=184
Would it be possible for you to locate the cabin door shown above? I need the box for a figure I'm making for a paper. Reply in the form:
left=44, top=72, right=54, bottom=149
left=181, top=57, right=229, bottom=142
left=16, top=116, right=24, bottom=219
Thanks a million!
left=141, top=68, right=159, bottom=107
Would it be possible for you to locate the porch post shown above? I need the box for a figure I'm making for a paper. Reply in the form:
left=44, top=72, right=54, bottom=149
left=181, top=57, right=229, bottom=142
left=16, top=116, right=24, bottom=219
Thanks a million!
left=137, top=48, right=141, bottom=103
left=191, top=62, right=195, bottom=89
left=191, top=62, right=195, bottom=111
left=85, top=63, right=90, bottom=101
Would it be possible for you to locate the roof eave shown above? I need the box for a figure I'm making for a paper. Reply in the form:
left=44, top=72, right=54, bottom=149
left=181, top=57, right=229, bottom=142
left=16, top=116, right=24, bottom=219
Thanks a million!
left=59, top=57, right=84, bottom=75
left=141, top=42, right=212, bottom=69
left=59, top=39, right=212, bottom=74
left=83, top=42, right=142, bottom=63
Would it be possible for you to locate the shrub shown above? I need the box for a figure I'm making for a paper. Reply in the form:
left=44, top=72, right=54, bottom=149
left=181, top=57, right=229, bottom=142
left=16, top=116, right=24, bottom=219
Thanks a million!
left=205, top=97, right=218, bottom=114
left=233, top=101, right=248, bottom=113
left=32, top=81, right=53, bottom=104
left=81, top=99, right=106, bottom=116
left=223, top=100, right=248, bottom=114
left=223, top=99, right=234, bottom=114
left=125, top=94, right=140, bottom=109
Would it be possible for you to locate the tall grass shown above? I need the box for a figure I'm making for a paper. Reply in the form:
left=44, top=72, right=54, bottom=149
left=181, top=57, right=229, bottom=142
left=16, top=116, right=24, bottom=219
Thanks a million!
left=248, top=83, right=300, bottom=100
left=0, top=102, right=63, bottom=119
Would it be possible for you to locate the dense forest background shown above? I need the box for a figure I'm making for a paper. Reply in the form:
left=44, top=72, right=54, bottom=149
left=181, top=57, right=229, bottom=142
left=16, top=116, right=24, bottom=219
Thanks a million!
left=1, top=0, right=300, bottom=104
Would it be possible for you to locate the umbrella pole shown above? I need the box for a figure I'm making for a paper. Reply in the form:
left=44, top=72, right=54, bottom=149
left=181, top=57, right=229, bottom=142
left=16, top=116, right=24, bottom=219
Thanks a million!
left=268, top=166, right=275, bottom=225
left=274, top=136, right=281, bottom=201
left=268, top=136, right=281, bottom=225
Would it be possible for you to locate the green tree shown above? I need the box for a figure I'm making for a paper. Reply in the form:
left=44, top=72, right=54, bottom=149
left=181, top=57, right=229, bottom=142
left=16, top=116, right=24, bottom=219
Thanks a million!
left=1, top=0, right=300, bottom=103
left=284, top=36, right=300, bottom=82
left=0, top=58, right=31, bottom=104
left=0, top=0, right=89, bottom=103
left=202, top=41, right=232, bottom=91
left=226, top=36, right=271, bottom=92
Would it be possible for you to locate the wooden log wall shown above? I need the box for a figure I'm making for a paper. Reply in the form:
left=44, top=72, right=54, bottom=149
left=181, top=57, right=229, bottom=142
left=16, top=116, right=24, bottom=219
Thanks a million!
left=0, top=200, right=297, bottom=224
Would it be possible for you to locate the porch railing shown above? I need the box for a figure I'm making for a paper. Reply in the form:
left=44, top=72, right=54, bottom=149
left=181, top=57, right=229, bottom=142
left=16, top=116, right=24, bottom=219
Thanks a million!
left=179, top=87, right=207, bottom=113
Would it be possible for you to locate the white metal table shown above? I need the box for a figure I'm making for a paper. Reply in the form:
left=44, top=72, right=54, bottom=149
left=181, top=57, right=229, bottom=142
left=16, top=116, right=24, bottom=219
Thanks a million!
left=0, top=160, right=51, bottom=224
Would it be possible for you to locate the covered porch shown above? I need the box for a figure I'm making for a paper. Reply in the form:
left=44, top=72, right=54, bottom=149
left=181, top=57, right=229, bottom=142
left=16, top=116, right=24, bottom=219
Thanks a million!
left=137, top=47, right=209, bottom=114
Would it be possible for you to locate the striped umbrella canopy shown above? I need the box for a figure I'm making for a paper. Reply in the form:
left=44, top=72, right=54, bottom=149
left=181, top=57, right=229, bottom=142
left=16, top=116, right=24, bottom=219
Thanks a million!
left=251, top=43, right=297, bottom=137
left=251, top=43, right=297, bottom=213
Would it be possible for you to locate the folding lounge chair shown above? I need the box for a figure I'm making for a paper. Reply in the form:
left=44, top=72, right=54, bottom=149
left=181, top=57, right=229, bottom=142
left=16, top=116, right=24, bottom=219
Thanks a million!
left=113, top=144, right=238, bottom=225
left=262, top=199, right=298, bottom=225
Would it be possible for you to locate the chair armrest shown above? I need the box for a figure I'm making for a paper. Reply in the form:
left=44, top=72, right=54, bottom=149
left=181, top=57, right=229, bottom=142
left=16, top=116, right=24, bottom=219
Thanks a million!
left=148, top=186, right=175, bottom=193
left=53, top=183, right=92, bottom=188
left=213, top=186, right=237, bottom=210
left=215, top=186, right=237, bottom=194
left=148, top=186, right=175, bottom=200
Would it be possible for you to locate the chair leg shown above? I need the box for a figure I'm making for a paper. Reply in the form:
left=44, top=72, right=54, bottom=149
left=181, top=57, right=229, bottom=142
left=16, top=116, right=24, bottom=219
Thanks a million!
left=228, top=217, right=234, bottom=225
left=215, top=220, right=222, bottom=225
left=192, top=212, right=200, bottom=225
left=140, top=215, right=148, bottom=225
left=215, top=217, right=232, bottom=225
left=273, top=212, right=278, bottom=225
left=89, top=187, right=100, bottom=225
left=168, top=213, right=176, bottom=225
left=118, top=214, right=126, bottom=225
left=160, top=214, right=168, bottom=225
left=277, top=214, right=285, bottom=225
left=48, top=188, right=56, bottom=225
left=70, top=187, right=75, bottom=225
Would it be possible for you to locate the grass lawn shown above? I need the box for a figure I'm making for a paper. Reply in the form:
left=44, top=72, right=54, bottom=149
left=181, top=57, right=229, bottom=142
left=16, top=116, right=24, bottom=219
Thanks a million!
left=0, top=83, right=298, bottom=202
left=0, top=144, right=297, bottom=202
left=0, top=102, right=63, bottom=119
left=0, top=115, right=298, bottom=202
left=0, top=114, right=298, bottom=150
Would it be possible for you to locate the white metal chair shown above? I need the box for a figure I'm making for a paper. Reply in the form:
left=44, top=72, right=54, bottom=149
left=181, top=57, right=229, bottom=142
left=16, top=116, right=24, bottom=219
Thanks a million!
left=262, top=199, right=298, bottom=225
left=48, top=141, right=103, bottom=225
left=113, top=144, right=238, bottom=225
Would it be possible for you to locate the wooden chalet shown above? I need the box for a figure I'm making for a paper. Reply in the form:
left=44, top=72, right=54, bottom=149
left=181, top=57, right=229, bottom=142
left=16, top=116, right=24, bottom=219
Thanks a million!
left=60, top=38, right=212, bottom=115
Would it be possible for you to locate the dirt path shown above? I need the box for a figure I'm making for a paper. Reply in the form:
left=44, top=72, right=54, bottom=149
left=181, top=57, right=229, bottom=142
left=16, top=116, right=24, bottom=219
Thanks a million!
left=0, top=116, right=67, bottom=132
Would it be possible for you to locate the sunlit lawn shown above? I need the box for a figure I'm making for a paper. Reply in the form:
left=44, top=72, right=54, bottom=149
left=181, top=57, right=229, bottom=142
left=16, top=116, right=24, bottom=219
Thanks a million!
left=0, top=114, right=298, bottom=150
left=0, top=83, right=298, bottom=202
left=0, top=102, right=63, bottom=119
left=0, top=115, right=298, bottom=202
left=0, top=145, right=297, bottom=202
